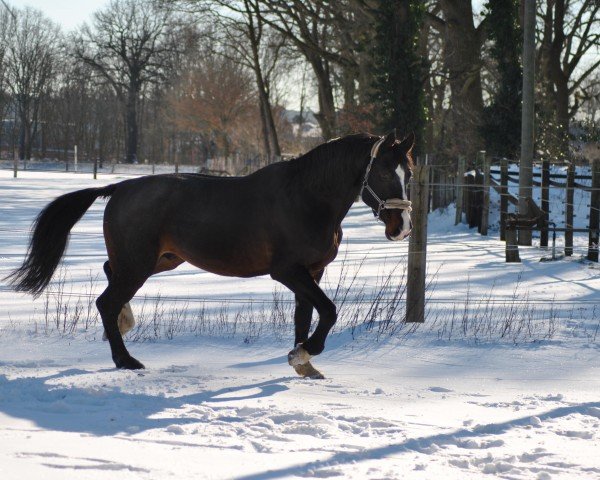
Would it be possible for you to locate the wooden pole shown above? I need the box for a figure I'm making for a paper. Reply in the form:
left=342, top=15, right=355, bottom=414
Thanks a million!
left=565, top=163, right=575, bottom=256
left=74, top=145, right=78, bottom=172
left=93, top=157, right=98, bottom=180
left=505, top=224, right=521, bottom=262
left=480, top=151, right=490, bottom=236
left=455, top=155, right=466, bottom=225
left=540, top=159, right=550, bottom=247
left=518, top=0, right=535, bottom=246
left=588, top=159, right=600, bottom=262
left=500, top=159, right=508, bottom=241
left=406, top=164, right=430, bottom=323
left=13, top=150, right=17, bottom=178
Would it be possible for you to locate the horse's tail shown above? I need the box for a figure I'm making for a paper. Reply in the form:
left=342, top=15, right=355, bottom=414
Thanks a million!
left=6, top=184, right=117, bottom=296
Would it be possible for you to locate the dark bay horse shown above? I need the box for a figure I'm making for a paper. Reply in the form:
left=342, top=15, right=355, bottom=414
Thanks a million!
left=8, top=130, right=414, bottom=378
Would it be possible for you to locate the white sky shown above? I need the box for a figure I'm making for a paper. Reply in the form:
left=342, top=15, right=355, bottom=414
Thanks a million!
left=8, top=0, right=489, bottom=32
left=8, top=0, right=108, bottom=31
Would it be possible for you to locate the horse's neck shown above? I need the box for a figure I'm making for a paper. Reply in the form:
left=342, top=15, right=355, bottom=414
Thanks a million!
left=320, top=153, right=370, bottom=224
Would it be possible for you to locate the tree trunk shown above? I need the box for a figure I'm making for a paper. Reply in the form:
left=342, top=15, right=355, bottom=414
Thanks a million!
left=308, top=54, right=336, bottom=139
left=420, top=14, right=434, bottom=153
left=18, top=104, right=31, bottom=162
left=439, top=0, right=484, bottom=157
left=256, top=77, right=280, bottom=160
left=538, top=0, right=569, bottom=157
left=125, top=89, right=138, bottom=163
left=258, top=94, right=272, bottom=161
left=245, top=2, right=281, bottom=161
left=554, top=73, right=570, bottom=155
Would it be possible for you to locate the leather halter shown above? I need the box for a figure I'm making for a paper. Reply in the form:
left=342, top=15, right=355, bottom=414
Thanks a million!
left=359, top=137, right=413, bottom=219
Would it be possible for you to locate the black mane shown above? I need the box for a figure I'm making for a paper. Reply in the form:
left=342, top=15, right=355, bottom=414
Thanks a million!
left=286, top=133, right=378, bottom=192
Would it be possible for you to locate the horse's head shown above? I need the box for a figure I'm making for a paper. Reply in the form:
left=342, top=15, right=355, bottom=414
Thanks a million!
left=361, top=130, right=414, bottom=241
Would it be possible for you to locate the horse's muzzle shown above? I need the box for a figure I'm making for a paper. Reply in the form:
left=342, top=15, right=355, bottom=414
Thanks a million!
left=386, top=229, right=411, bottom=241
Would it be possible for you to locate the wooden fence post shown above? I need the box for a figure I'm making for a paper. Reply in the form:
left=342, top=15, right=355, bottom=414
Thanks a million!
left=505, top=224, right=521, bottom=262
left=500, top=159, right=508, bottom=241
left=406, top=164, right=430, bottom=323
left=455, top=155, right=466, bottom=225
left=540, top=159, right=550, bottom=247
left=589, top=159, right=600, bottom=262
left=480, top=152, right=490, bottom=235
left=565, top=163, right=575, bottom=256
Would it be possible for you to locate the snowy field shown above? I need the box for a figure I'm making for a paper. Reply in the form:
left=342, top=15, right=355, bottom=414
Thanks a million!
left=0, top=169, right=599, bottom=479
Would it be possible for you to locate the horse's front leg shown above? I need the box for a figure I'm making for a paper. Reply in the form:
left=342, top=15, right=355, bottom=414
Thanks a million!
left=272, top=267, right=335, bottom=379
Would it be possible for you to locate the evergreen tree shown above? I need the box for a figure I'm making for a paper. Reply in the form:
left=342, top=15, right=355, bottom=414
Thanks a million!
left=370, top=1, right=425, bottom=154
left=481, top=0, right=522, bottom=158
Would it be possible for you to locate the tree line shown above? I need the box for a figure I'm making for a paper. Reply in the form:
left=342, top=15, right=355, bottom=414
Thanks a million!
left=0, top=0, right=598, bottom=169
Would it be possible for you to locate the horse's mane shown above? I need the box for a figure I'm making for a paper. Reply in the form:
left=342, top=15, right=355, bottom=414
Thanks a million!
left=286, top=133, right=377, bottom=192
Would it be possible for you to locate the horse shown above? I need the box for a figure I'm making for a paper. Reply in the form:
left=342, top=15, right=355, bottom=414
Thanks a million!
left=7, top=130, right=414, bottom=379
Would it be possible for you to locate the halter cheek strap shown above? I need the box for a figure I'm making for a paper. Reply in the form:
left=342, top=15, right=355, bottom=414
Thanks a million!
left=359, top=137, right=413, bottom=219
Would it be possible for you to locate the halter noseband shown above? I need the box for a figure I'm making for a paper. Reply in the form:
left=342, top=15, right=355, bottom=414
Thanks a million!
left=359, top=137, right=413, bottom=219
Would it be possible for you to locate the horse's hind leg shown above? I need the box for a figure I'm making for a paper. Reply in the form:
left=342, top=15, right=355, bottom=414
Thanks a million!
left=97, top=280, right=145, bottom=369
left=97, top=254, right=157, bottom=369
left=102, top=261, right=135, bottom=340
left=97, top=250, right=184, bottom=369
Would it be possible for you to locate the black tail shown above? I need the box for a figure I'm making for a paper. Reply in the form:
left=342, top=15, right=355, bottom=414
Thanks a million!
left=6, top=184, right=117, bottom=296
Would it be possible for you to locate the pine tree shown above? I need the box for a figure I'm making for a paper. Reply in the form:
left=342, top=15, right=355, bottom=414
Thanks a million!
left=481, top=0, right=522, bottom=158
left=370, top=1, right=425, bottom=154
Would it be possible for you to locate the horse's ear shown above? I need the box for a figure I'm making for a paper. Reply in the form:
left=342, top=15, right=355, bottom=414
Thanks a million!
left=398, top=132, right=415, bottom=154
left=382, top=129, right=398, bottom=148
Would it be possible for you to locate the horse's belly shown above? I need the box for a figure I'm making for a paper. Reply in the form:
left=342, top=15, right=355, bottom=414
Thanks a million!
left=186, top=256, right=271, bottom=278
left=169, top=239, right=273, bottom=278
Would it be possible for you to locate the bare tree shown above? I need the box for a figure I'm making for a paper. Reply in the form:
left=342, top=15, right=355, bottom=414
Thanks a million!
left=0, top=5, right=14, bottom=156
left=3, top=7, right=61, bottom=160
left=577, top=73, right=600, bottom=124
left=168, top=50, right=258, bottom=160
left=427, top=0, right=487, bottom=157
left=196, top=0, right=284, bottom=160
left=73, top=0, right=178, bottom=163
left=256, top=1, right=351, bottom=139
left=537, top=0, right=600, bottom=154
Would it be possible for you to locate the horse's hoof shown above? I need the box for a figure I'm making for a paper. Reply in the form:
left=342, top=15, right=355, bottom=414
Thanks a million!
left=293, top=361, right=325, bottom=379
left=115, top=356, right=145, bottom=370
left=288, top=344, right=311, bottom=366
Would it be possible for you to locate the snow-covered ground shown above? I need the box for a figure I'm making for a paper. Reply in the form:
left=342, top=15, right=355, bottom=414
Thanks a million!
left=0, top=170, right=599, bottom=479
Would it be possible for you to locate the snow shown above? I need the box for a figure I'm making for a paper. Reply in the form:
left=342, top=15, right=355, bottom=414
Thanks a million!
left=0, top=169, right=599, bottom=479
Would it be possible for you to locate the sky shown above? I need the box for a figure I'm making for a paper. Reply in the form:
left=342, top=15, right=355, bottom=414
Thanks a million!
left=8, top=0, right=489, bottom=32
left=8, top=0, right=108, bottom=31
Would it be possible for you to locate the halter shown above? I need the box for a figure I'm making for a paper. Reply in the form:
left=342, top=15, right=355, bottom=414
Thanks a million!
left=359, top=137, right=413, bottom=219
